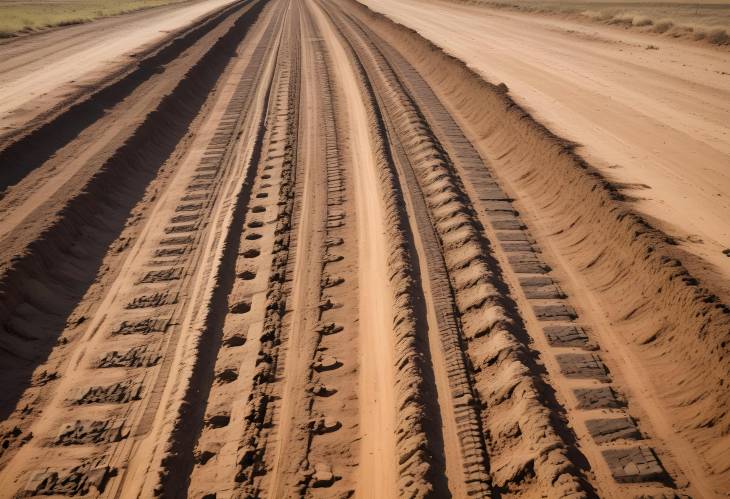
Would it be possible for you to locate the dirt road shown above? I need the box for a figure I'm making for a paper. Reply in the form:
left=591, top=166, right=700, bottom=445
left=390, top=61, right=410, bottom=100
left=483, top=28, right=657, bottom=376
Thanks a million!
left=0, top=0, right=727, bottom=497
left=0, top=0, right=238, bottom=144
left=362, top=0, right=730, bottom=287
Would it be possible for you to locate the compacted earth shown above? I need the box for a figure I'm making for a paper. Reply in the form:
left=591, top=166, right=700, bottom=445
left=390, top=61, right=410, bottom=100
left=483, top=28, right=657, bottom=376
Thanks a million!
left=0, top=0, right=727, bottom=497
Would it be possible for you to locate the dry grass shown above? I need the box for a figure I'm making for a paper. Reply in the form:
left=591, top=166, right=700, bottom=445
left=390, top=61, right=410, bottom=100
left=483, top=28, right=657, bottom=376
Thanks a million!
left=0, top=0, right=187, bottom=37
left=455, top=0, right=730, bottom=45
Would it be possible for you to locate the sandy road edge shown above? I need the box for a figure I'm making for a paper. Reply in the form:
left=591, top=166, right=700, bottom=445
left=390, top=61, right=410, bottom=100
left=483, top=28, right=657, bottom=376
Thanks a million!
left=138, top=4, right=286, bottom=497
left=0, top=0, right=203, bottom=41
left=438, top=0, right=730, bottom=50
left=0, top=0, right=245, bottom=158
left=347, top=0, right=730, bottom=491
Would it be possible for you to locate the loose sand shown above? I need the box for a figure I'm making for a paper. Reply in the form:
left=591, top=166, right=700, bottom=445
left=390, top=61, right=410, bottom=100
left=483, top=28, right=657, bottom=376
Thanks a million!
left=363, top=0, right=730, bottom=289
left=0, top=0, right=727, bottom=497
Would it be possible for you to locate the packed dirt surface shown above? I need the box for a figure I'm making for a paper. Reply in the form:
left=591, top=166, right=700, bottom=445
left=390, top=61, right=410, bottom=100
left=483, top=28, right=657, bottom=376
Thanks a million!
left=362, top=0, right=730, bottom=289
left=0, top=0, right=238, bottom=142
left=0, top=0, right=728, bottom=497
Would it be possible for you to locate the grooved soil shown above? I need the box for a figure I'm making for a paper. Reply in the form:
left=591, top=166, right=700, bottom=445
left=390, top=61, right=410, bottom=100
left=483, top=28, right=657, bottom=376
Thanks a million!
left=0, top=0, right=727, bottom=497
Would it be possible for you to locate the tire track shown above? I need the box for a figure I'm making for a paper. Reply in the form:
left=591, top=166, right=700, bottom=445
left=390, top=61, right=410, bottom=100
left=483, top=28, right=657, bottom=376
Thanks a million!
left=182, top=2, right=300, bottom=496
left=317, top=3, right=450, bottom=495
left=0, top=1, right=284, bottom=495
left=325, top=3, right=591, bottom=496
left=234, top=3, right=359, bottom=494
left=190, top=4, right=307, bottom=496
left=308, top=4, right=405, bottom=496
left=325, top=7, right=498, bottom=497
left=0, top=0, right=268, bottom=442
left=260, top=2, right=331, bottom=490
left=263, top=6, right=362, bottom=496
left=380, top=19, right=687, bottom=497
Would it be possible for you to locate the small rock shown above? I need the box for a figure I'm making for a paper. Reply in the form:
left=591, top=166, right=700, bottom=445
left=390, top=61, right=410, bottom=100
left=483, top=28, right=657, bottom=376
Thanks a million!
left=311, top=463, right=335, bottom=487
left=224, top=334, right=246, bottom=347
left=206, top=414, right=230, bottom=428
left=216, top=368, right=238, bottom=383
left=319, top=298, right=337, bottom=311
left=312, top=384, right=337, bottom=397
left=313, top=417, right=341, bottom=434
left=316, top=322, right=343, bottom=336
left=197, top=450, right=216, bottom=465
left=229, top=301, right=251, bottom=314
left=313, top=356, right=341, bottom=372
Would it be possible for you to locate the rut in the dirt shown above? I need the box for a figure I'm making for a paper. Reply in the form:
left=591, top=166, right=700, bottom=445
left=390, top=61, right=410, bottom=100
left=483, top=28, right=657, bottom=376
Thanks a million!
left=0, top=0, right=726, bottom=496
left=0, top=0, right=282, bottom=494
left=0, top=0, right=268, bottom=425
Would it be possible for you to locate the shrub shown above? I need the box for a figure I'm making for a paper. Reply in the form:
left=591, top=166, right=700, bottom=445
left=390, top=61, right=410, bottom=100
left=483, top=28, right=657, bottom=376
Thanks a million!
left=707, top=28, right=729, bottom=45
left=633, top=16, right=652, bottom=27
left=653, top=19, right=674, bottom=33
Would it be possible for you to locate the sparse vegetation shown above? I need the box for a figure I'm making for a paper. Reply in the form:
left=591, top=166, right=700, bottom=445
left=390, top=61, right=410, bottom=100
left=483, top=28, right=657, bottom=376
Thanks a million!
left=455, top=0, right=730, bottom=46
left=0, top=0, right=188, bottom=37
left=707, top=27, right=729, bottom=43
left=653, top=19, right=674, bottom=33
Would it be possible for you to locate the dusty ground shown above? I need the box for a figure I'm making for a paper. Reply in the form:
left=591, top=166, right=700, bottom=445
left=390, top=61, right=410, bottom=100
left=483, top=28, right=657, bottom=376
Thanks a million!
left=363, top=0, right=730, bottom=291
left=0, top=0, right=237, bottom=143
left=0, top=0, right=727, bottom=497
left=0, top=0, right=190, bottom=36
left=453, top=0, right=730, bottom=44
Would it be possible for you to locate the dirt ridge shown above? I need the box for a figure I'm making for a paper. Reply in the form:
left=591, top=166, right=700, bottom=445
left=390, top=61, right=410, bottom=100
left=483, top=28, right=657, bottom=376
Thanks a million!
left=0, top=0, right=267, bottom=430
left=0, top=0, right=251, bottom=191
left=334, top=7, right=592, bottom=495
left=323, top=12, right=444, bottom=496
left=347, top=0, right=730, bottom=487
